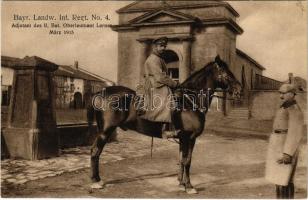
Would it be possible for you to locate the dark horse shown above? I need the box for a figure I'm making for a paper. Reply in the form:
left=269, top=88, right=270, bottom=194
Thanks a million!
left=87, top=55, right=241, bottom=194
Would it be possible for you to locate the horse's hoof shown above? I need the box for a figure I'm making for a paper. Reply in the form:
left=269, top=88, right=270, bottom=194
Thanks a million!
left=90, top=181, right=105, bottom=189
left=178, top=184, right=186, bottom=191
left=186, top=188, right=198, bottom=194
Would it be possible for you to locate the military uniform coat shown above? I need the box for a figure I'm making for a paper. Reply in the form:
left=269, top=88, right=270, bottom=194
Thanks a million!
left=141, top=52, right=178, bottom=123
left=265, top=101, right=304, bottom=186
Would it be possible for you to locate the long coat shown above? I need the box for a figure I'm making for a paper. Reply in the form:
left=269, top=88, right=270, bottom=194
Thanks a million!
left=141, top=52, right=178, bottom=123
left=265, top=101, right=304, bottom=186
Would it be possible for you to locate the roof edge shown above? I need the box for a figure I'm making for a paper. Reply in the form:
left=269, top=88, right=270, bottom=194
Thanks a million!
left=112, top=17, right=243, bottom=35
left=236, top=49, right=265, bottom=70
left=2, top=55, right=114, bottom=84
left=129, top=8, right=197, bottom=24
left=117, top=1, right=239, bottom=17
left=78, top=67, right=115, bottom=85
left=116, top=1, right=140, bottom=13
left=1, top=55, right=21, bottom=68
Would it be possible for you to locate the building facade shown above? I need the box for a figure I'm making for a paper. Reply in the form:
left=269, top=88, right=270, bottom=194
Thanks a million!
left=1, top=56, right=114, bottom=109
left=112, top=1, right=271, bottom=115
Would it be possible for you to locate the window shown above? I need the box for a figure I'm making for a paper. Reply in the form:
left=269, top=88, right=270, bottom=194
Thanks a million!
left=70, top=83, right=75, bottom=92
left=167, top=68, right=179, bottom=82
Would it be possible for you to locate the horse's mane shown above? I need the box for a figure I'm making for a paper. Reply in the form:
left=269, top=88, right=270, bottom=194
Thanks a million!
left=180, top=61, right=215, bottom=89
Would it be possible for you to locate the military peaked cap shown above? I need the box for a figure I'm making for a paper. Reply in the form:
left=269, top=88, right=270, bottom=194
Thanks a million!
left=153, top=37, right=168, bottom=46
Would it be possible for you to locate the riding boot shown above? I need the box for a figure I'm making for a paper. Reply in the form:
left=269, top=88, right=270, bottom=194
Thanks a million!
left=283, top=186, right=289, bottom=199
left=288, top=183, right=295, bottom=199
left=276, top=185, right=289, bottom=199
left=276, top=185, right=283, bottom=199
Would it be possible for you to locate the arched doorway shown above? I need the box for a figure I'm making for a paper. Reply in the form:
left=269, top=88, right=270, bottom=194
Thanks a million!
left=161, top=50, right=179, bottom=82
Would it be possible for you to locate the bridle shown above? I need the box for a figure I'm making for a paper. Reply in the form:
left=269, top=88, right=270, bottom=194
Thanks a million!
left=213, top=62, right=241, bottom=100
left=173, top=61, right=240, bottom=109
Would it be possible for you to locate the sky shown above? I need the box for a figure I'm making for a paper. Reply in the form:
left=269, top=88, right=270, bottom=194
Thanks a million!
left=1, top=1, right=307, bottom=82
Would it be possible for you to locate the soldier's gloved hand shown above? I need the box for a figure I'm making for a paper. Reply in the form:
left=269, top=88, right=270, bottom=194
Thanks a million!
left=277, top=153, right=292, bottom=164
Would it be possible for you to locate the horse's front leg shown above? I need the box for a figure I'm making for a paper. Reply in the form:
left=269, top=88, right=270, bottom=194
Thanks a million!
left=182, top=138, right=197, bottom=194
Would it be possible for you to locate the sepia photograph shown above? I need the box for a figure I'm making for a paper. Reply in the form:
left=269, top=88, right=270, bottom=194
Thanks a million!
left=1, top=0, right=307, bottom=198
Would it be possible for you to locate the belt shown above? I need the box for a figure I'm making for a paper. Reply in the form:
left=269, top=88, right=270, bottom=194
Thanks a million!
left=274, top=129, right=288, bottom=134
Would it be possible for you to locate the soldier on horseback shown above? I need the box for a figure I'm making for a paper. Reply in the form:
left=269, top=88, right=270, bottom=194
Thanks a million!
left=139, top=37, right=181, bottom=138
left=88, top=46, right=242, bottom=191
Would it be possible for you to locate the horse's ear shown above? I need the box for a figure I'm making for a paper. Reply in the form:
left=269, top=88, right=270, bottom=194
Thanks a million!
left=215, top=55, right=221, bottom=63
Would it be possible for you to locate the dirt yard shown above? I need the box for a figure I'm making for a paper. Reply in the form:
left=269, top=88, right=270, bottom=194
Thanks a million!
left=1, top=133, right=306, bottom=198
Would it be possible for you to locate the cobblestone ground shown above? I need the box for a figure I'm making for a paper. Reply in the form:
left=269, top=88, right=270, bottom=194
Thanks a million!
left=1, top=129, right=177, bottom=187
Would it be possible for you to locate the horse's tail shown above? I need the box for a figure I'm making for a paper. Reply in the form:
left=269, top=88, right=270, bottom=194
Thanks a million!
left=87, top=104, right=96, bottom=143
left=95, top=108, right=104, bottom=132
left=87, top=104, right=95, bottom=128
left=87, top=95, right=105, bottom=129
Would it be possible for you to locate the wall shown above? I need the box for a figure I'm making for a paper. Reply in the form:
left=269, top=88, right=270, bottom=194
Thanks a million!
left=72, top=78, right=84, bottom=94
left=117, top=31, right=140, bottom=89
left=179, top=7, right=236, bottom=21
left=58, top=124, right=97, bottom=148
left=54, top=76, right=84, bottom=108
left=54, top=76, right=66, bottom=108
left=250, top=91, right=307, bottom=123
left=139, top=25, right=191, bottom=39
left=236, top=54, right=263, bottom=90
left=192, top=26, right=235, bottom=72
left=119, top=12, right=145, bottom=24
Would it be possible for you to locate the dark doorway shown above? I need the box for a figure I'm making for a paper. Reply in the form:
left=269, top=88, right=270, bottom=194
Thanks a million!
left=1, top=86, right=11, bottom=106
left=161, top=50, right=179, bottom=82
left=73, top=92, right=83, bottom=109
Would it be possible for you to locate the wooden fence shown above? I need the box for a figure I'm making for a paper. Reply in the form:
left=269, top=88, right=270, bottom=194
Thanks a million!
left=254, top=74, right=283, bottom=90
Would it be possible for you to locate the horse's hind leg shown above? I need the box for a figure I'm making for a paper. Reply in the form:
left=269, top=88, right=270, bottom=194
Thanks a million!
left=178, top=139, right=185, bottom=191
left=90, top=126, right=115, bottom=188
left=90, top=137, right=104, bottom=182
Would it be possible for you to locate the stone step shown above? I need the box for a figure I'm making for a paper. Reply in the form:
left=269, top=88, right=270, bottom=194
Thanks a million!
left=232, top=107, right=249, bottom=110
left=231, top=109, right=249, bottom=112
left=229, top=111, right=250, bottom=115
left=227, top=116, right=250, bottom=119
left=228, top=113, right=249, bottom=115
left=228, top=108, right=250, bottom=119
left=230, top=110, right=249, bottom=113
left=228, top=112, right=250, bottom=115
left=227, top=113, right=249, bottom=117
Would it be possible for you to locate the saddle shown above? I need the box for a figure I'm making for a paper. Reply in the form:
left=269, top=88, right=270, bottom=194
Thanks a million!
left=135, top=84, right=202, bottom=115
left=173, top=88, right=201, bottom=111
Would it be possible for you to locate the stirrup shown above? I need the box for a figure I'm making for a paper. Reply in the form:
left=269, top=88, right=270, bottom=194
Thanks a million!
left=162, top=130, right=180, bottom=139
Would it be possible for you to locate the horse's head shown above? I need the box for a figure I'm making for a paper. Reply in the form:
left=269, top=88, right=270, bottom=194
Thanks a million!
left=212, top=55, right=242, bottom=99
left=180, top=55, right=242, bottom=99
